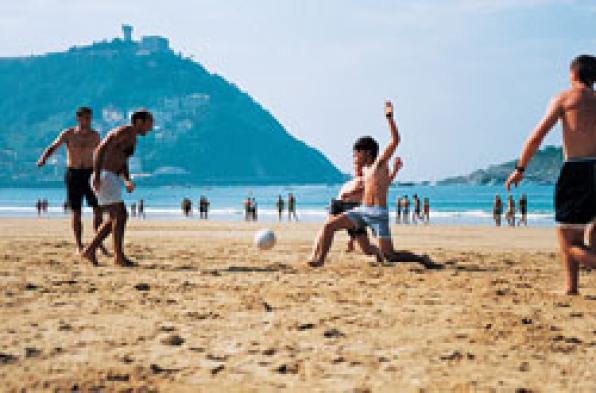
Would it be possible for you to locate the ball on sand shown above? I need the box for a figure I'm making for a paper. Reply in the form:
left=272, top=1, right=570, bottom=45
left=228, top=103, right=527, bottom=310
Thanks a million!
left=254, top=229, right=276, bottom=250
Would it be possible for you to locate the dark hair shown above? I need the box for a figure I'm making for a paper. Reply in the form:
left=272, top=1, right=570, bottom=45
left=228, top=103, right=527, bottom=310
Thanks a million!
left=131, top=109, right=153, bottom=124
left=353, top=136, right=379, bottom=161
left=570, top=55, right=596, bottom=87
left=76, top=107, right=92, bottom=117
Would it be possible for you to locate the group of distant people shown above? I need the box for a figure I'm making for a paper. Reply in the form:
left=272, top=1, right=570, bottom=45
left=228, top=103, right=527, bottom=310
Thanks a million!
left=181, top=196, right=210, bottom=219
left=275, top=194, right=298, bottom=221
left=35, top=199, right=49, bottom=216
left=243, top=197, right=258, bottom=221
left=395, top=194, right=430, bottom=224
left=129, top=200, right=145, bottom=219
left=492, top=194, right=527, bottom=227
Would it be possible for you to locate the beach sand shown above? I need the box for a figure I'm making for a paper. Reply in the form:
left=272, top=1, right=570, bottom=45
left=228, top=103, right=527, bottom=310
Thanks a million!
left=0, top=218, right=594, bottom=392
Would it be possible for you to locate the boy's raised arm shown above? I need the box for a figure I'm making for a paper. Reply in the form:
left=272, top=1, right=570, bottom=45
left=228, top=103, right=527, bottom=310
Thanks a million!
left=390, top=156, right=403, bottom=182
left=377, top=101, right=400, bottom=165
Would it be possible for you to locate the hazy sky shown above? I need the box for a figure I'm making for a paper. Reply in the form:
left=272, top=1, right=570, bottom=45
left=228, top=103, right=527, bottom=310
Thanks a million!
left=1, top=0, right=595, bottom=179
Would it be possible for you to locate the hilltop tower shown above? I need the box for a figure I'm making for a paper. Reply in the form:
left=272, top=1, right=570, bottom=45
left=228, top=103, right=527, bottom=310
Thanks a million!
left=122, top=24, right=133, bottom=42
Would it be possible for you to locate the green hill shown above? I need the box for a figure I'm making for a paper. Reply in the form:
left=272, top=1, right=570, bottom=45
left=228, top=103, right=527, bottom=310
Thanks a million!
left=438, top=145, right=563, bottom=185
left=0, top=31, right=344, bottom=186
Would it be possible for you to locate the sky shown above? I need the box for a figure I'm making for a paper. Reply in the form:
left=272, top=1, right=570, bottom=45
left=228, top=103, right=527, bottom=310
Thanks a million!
left=1, top=0, right=595, bottom=180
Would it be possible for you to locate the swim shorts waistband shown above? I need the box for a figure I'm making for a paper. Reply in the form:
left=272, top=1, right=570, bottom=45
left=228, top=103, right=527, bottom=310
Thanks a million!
left=565, top=156, right=596, bottom=163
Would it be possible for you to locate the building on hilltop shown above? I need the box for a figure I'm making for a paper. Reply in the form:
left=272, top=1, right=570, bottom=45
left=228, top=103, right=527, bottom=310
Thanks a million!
left=122, top=24, right=133, bottom=42
left=140, top=36, right=170, bottom=52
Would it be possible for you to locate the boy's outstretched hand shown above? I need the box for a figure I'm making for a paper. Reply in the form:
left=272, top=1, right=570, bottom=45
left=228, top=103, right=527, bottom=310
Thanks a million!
left=385, top=101, right=394, bottom=118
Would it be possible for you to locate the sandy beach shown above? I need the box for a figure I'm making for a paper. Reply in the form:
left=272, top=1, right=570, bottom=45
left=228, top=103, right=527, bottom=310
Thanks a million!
left=0, top=218, right=594, bottom=392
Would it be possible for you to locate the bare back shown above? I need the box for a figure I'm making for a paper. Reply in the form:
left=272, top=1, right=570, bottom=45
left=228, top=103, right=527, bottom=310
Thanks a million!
left=64, top=127, right=100, bottom=169
left=559, top=87, right=596, bottom=158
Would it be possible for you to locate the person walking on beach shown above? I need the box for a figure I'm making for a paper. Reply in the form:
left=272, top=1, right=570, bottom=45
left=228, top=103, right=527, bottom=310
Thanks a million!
left=138, top=199, right=145, bottom=219
left=81, top=110, right=153, bottom=267
left=506, top=195, right=516, bottom=226
left=518, top=194, right=528, bottom=226
left=506, top=54, right=596, bottom=295
left=412, top=194, right=421, bottom=224
left=493, top=194, right=503, bottom=226
left=244, top=197, right=251, bottom=221
left=130, top=202, right=137, bottom=218
left=36, top=107, right=107, bottom=255
left=181, top=198, right=192, bottom=217
left=251, top=198, right=258, bottom=221
left=276, top=195, right=285, bottom=221
left=423, top=197, right=430, bottom=224
left=396, top=196, right=402, bottom=224
left=288, top=193, right=298, bottom=221
left=402, top=195, right=410, bottom=224
left=308, top=101, right=431, bottom=267
left=199, top=196, right=210, bottom=219
left=36, top=199, right=42, bottom=217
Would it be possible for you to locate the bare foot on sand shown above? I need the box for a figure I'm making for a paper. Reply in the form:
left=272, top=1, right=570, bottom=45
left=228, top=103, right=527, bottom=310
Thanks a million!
left=115, top=257, right=137, bottom=268
left=307, top=260, right=324, bottom=268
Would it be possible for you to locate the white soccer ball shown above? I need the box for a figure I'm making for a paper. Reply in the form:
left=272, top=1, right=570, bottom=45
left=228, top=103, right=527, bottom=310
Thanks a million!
left=254, top=229, right=276, bottom=250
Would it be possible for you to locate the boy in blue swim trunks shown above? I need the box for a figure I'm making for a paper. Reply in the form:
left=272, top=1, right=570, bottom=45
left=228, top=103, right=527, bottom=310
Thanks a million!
left=308, top=101, right=431, bottom=267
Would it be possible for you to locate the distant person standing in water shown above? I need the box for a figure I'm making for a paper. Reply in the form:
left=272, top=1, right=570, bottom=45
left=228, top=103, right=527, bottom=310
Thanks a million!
left=36, top=199, right=42, bottom=217
left=423, top=197, right=430, bottom=224
left=37, top=107, right=107, bottom=255
left=130, top=202, right=137, bottom=218
left=396, top=196, right=402, bottom=224
left=288, top=193, right=298, bottom=221
left=493, top=195, right=503, bottom=227
left=506, top=55, right=596, bottom=295
left=276, top=195, right=285, bottom=221
left=81, top=110, right=153, bottom=267
left=518, top=194, right=528, bottom=226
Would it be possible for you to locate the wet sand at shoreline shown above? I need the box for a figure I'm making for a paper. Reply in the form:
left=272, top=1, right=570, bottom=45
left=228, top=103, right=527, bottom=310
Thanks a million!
left=0, top=218, right=594, bottom=392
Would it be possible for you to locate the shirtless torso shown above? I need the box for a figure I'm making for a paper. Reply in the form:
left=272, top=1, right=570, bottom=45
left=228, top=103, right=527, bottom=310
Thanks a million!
left=361, top=161, right=392, bottom=208
left=64, top=127, right=100, bottom=168
left=97, top=125, right=137, bottom=175
left=37, top=126, right=100, bottom=169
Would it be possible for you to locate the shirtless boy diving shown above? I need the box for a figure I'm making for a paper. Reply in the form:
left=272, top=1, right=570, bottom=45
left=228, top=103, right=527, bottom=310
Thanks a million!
left=308, top=101, right=431, bottom=267
left=81, top=110, right=153, bottom=267
left=333, top=151, right=403, bottom=257
left=37, top=107, right=108, bottom=255
left=506, top=55, right=596, bottom=294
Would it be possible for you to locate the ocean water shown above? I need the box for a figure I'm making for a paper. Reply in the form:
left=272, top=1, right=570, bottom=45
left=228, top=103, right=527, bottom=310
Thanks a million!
left=2, top=184, right=555, bottom=226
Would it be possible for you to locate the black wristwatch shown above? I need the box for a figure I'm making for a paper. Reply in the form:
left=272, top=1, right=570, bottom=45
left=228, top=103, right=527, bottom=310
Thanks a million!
left=386, top=113, right=393, bottom=119
left=515, top=164, right=525, bottom=173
